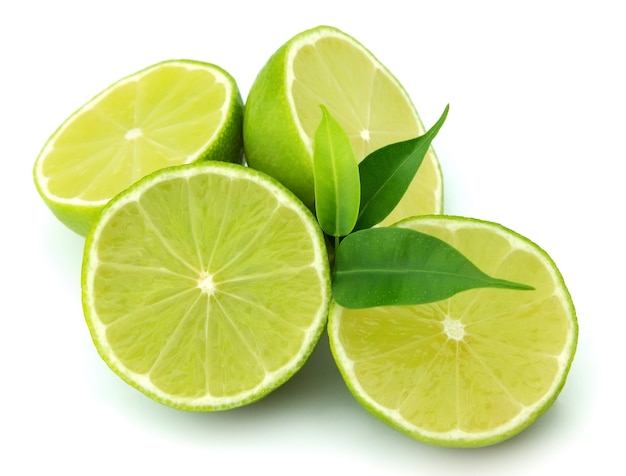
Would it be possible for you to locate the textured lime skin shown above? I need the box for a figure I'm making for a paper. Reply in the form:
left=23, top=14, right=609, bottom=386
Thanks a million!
left=244, top=38, right=315, bottom=207
left=37, top=199, right=103, bottom=237
left=33, top=59, right=245, bottom=236
left=328, top=215, right=578, bottom=447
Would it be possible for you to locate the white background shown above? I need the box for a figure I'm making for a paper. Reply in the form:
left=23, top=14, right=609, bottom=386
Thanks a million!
left=2, top=1, right=623, bottom=474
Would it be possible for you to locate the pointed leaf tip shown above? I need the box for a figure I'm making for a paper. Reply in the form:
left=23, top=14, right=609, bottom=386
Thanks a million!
left=354, top=105, right=449, bottom=231
left=332, top=227, right=534, bottom=309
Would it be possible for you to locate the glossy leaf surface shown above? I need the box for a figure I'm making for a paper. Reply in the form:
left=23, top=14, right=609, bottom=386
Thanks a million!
left=333, top=227, right=533, bottom=309
left=313, top=105, right=360, bottom=237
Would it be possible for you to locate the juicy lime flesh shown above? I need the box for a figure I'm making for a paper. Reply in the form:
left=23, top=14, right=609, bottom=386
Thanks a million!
left=292, top=37, right=417, bottom=158
left=331, top=217, right=576, bottom=443
left=289, top=31, right=442, bottom=219
left=85, top=165, right=328, bottom=405
left=43, top=64, right=227, bottom=202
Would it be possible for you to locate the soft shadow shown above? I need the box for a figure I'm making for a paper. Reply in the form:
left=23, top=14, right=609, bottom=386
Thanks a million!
left=86, top=326, right=588, bottom=457
left=39, top=213, right=85, bottom=279
left=84, top=328, right=358, bottom=445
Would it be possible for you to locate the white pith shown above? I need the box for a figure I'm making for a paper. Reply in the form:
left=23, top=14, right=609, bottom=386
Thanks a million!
left=443, top=316, right=465, bottom=341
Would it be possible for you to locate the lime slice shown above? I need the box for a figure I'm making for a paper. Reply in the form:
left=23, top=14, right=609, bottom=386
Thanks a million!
left=34, top=60, right=244, bottom=235
left=244, top=25, right=443, bottom=222
left=328, top=215, right=578, bottom=446
left=82, top=162, right=330, bottom=410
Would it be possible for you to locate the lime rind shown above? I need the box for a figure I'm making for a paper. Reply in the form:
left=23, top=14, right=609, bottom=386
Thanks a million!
left=243, top=41, right=315, bottom=207
left=82, top=162, right=331, bottom=410
left=328, top=215, right=577, bottom=447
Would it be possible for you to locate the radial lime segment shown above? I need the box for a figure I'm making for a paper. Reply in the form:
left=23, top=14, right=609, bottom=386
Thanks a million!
left=34, top=59, right=244, bottom=235
left=328, top=215, right=578, bottom=447
left=244, top=25, right=443, bottom=222
left=82, top=162, right=331, bottom=410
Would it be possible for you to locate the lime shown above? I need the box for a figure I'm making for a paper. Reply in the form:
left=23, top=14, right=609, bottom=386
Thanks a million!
left=82, top=162, right=330, bottom=410
left=328, top=215, right=577, bottom=446
left=244, top=25, right=443, bottom=223
left=34, top=59, right=244, bottom=236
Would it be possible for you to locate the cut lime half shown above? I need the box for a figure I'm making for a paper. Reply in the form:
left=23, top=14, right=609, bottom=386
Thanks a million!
left=329, top=215, right=577, bottom=446
left=34, top=59, right=244, bottom=235
left=82, top=162, right=331, bottom=410
left=244, top=25, right=443, bottom=221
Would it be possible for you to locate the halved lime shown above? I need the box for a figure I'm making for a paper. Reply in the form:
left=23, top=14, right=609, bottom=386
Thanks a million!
left=34, top=60, right=244, bottom=235
left=329, top=215, right=578, bottom=446
left=244, top=25, right=443, bottom=222
left=82, top=162, right=330, bottom=410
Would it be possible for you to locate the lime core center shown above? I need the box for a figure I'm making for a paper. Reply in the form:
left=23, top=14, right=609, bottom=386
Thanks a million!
left=359, top=129, right=370, bottom=141
left=443, top=316, right=465, bottom=341
left=125, top=128, right=143, bottom=140
left=197, top=271, right=216, bottom=296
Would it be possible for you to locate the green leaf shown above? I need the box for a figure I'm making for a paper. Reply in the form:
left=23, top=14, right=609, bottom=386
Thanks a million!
left=354, top=105, right=449, bottom=231
left=313, top=105, right=361, bottom=237
left=332, top=227, right=534, bottom=309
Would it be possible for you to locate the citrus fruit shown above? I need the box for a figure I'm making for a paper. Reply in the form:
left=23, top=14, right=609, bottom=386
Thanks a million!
left=82, top=162, right=331, bottom=410
left=34, top=59, right=244, bottom=236
left=244, top=25, right=443, bottom=223
left=328, top=215, right=578, bottom=447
